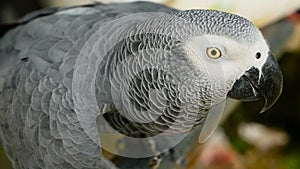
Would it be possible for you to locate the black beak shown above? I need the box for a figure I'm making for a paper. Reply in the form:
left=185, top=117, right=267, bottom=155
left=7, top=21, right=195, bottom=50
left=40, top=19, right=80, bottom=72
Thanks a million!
left=227, top=52, right=283, bottom=113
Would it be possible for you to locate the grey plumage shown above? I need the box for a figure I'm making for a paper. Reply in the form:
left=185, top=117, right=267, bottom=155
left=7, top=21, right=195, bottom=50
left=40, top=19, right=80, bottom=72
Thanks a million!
left=0, top=1, right=282, bottom=169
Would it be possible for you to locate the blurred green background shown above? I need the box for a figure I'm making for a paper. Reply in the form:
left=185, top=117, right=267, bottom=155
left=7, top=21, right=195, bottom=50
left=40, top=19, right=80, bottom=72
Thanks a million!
left=0, top=0, right=300, bottom=169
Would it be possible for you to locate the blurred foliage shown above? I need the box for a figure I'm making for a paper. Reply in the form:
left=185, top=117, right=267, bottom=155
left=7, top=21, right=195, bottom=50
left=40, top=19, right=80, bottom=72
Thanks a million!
left=0, top=142, right=12, bottom=169
left=0, top=0, right=42, bottom=23
left=283, top=150, right=300, bottom=169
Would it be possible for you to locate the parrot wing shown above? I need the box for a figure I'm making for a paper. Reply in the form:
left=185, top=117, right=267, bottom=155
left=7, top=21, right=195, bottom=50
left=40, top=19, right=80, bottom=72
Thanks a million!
left=0, top=2, right=175, bottom=168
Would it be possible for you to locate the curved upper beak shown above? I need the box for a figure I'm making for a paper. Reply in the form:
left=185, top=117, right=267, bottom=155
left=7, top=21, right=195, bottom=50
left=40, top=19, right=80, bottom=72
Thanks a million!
left=227, top=52, right=283, bottom=113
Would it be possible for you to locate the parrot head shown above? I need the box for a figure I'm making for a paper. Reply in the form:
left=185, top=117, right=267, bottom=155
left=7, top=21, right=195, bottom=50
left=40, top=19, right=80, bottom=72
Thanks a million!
left=181, top=9, right=283, bottom=113
left=173, top=10, right=283, bottom=142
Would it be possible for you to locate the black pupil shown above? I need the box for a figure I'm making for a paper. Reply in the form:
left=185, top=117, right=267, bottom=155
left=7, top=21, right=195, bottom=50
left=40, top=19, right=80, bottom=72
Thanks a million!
left=256, top=52, right=261, bottom=59
left=211, top=49, right=217, bottom=56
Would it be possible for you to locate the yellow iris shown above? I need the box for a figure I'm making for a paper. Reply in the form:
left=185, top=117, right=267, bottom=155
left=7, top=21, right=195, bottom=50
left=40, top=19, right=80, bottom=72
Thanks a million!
left=206, top=47, right=222, bottom=59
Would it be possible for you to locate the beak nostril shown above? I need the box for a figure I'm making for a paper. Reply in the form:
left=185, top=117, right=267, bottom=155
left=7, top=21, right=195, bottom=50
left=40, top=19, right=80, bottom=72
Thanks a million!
left=256, top=52, right=261, bottom=59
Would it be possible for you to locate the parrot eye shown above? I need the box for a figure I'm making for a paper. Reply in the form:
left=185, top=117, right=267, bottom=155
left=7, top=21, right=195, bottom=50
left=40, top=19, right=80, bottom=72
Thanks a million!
left=206, top=47, right=222, bottom=59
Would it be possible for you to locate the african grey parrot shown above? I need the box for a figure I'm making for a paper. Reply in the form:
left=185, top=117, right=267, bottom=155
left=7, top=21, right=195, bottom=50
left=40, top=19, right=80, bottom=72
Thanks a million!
left=0, top=1, right=283, bottom=169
